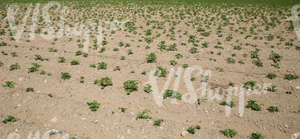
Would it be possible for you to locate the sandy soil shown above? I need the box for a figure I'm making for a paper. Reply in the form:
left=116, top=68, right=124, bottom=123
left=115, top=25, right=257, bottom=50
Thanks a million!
left=0, top=3, right=299, bottom=139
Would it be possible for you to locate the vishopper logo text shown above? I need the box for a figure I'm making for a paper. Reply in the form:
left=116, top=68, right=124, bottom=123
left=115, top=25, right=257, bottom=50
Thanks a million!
left=7, top=129, right=77, bottom=139
left=291, top=5, right=300, bottom=41
left=7, top=2, right=128, bottom=52
left=292, top=132, right=300, bottom=139
left=146, top=65, right=273, bottom=117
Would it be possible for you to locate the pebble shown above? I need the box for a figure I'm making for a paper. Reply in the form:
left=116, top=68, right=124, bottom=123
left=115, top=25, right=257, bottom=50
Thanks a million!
left=50, top=117, right=57, bottom=123
left=48, top=129, right=60, bottom=134
left=285, top=124, right=289, bottom=128
left=18, top=77, right=23, bottom=81
left=93, top=120, right=98, bottom=124
left=181, top=131, right=188, bottom=136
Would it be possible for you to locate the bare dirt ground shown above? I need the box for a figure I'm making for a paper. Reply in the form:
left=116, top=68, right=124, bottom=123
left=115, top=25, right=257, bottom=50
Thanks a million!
left=0, top=3, right=299, bottom=139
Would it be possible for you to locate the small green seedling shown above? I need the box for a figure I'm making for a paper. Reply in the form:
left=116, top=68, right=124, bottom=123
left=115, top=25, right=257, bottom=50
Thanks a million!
left=113, top=48, right=119, bottom=51
left=69, top=136, right=77, bottom=139
left=34, top=55, right=45, bottom=61
left=246, top=100, right=261, bottom=111
left=40, top=70, right=46, bottom=75
left=250, top=132, right=264, bottom=139
left=48, top=94, right=53, bottom=97
left=201, top=75, right=209, bottom=82
left=61, top=72, right=71, bottom=80
left=26, top=88, right=34, bottom=92
left=9, top=63, right=20, bottom=71
left=144, top=84, right=152, bottom=93
left=154, top=66, right=168, bottom=77
left=197, top=97, right=207, bottom=105
left=70, top=60, right=80, bottom=65
left=271, top=63, right=280, bottom=69
left=48, top=48, right=57, bottom=52
left=75, top=50, right=82, bottom=56
left=175, top=53, right=183, bottom=59
left=191, top=77, right=196, bottom=81
left=11, top=52, right=17, bottom=57
left=136, top=110, right=151, bottom=120
left=0, top=60, right=3, bottom=67
left=97, top=62, right=107, bottom=70
left=220, top=101, right=235, bottom=108
left=128, top=49, right=133, bottom=55
left=2, top=115, right=16, bottom=124
left=83, top=53, right=88, bottom=57
left=267, top=85, right=277, bottom=92
left=58, top=57, right=66, bottom=63
left=113, top=66, right=120, bottom=71
left=183, top=64, right=189, bottom=68
left=267, top=106, right=279, bottom=112
left=284, top=74, right=298, bottom=80
left=87, top=101, right=100, bottom=111
left=216, top=67, right=224, bottom=72
left=187, top=125, right=200, bottom=134
left=187, top=126, right=195, bottom=134
left=123, top=80, right=138, bottom=95
left=189, top=47, right=198, bottom=54
left=80, top=76, right=84, bottom=83
left=170, top=60, right=177, bottom=66
left=163, top=90, right=182, bottom=100
left=120, top=56, right=126, bottom=60
left=97, top=77, right=113, bottom=89
left=119, top=107, right=127, bottom=112
left=3, top=81, right=15, bottom=88
left=153, top=119, right=163, bottom=126
left=233, top=45, right=241, bottom=50
left=286, top=91, right=292, bottom=94
left=253, top=59, right=263, bottom=67
left=226, top=58, right=236, bottom=64
left=266, top=73, right=276, bottom=79
left=221, top=129, right=237, bottom=138
left=90, top=64, right=96, bottom=68
left=28, top=63, right=41, bottom=73
left=270, top=51, right=281, bottom=63
left=195, top=125, right=201, bottom=129
left=244, top=81, right=259, bottom=90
